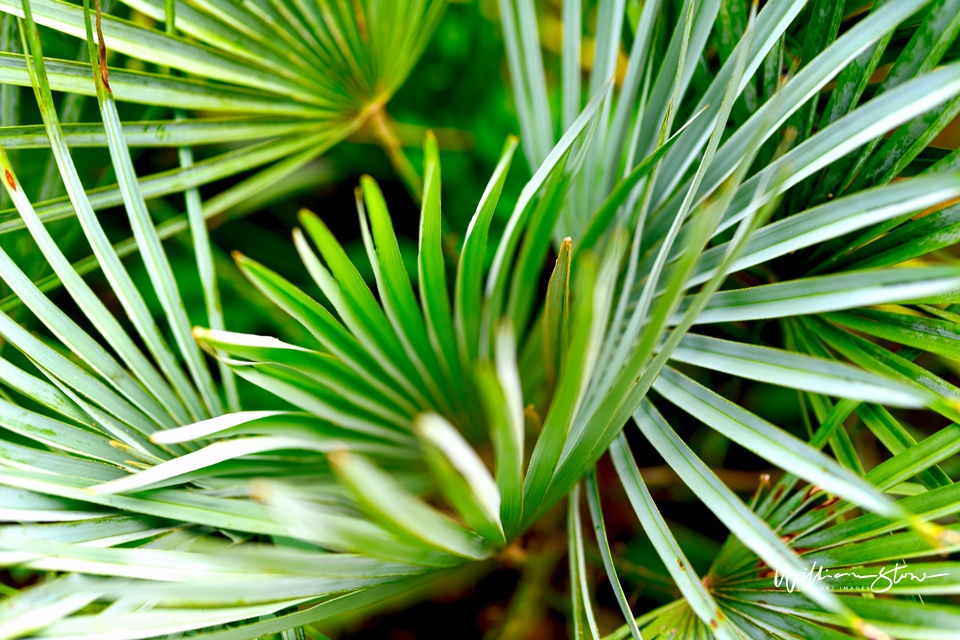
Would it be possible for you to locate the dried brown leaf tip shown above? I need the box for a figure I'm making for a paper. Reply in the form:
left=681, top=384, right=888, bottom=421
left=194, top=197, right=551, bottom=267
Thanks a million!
left=812, top=495, right=840, bottom=511
left=803, top=484, right=823, bottom=501
left=95, top=0, right=111, bottom=92
left=771, top=484, right=784, bottom=502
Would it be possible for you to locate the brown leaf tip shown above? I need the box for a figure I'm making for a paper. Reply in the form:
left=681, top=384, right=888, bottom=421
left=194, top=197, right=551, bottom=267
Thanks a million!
left=812, top=495, right=840, bottom=511
left=95, top=0, right=111, bottom=92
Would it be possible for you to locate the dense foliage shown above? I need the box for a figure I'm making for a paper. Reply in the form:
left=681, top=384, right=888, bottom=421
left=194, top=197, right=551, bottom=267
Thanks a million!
left=3, top=0, right=960, bottom=638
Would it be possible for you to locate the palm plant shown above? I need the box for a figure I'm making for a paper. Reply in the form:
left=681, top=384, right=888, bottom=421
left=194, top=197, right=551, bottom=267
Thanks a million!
left=0, top=0, right=445, bottom=284
left=2, top=0, right=960, bottom=638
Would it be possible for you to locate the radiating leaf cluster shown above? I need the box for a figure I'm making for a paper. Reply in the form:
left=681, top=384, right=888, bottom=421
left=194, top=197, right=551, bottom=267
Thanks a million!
left=498, top=0, right=960, bottom=637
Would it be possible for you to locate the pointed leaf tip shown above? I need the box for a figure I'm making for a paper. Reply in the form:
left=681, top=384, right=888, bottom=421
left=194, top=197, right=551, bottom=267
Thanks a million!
left=297, top=208, right=320, bottom=226
left=327, top=448, right=351, bottom=468
left=248, top=478, right=270, bottom=502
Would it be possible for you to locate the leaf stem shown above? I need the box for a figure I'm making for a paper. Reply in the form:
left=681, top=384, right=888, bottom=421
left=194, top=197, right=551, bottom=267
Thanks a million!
left=369, top=107, right=423, bottom=202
